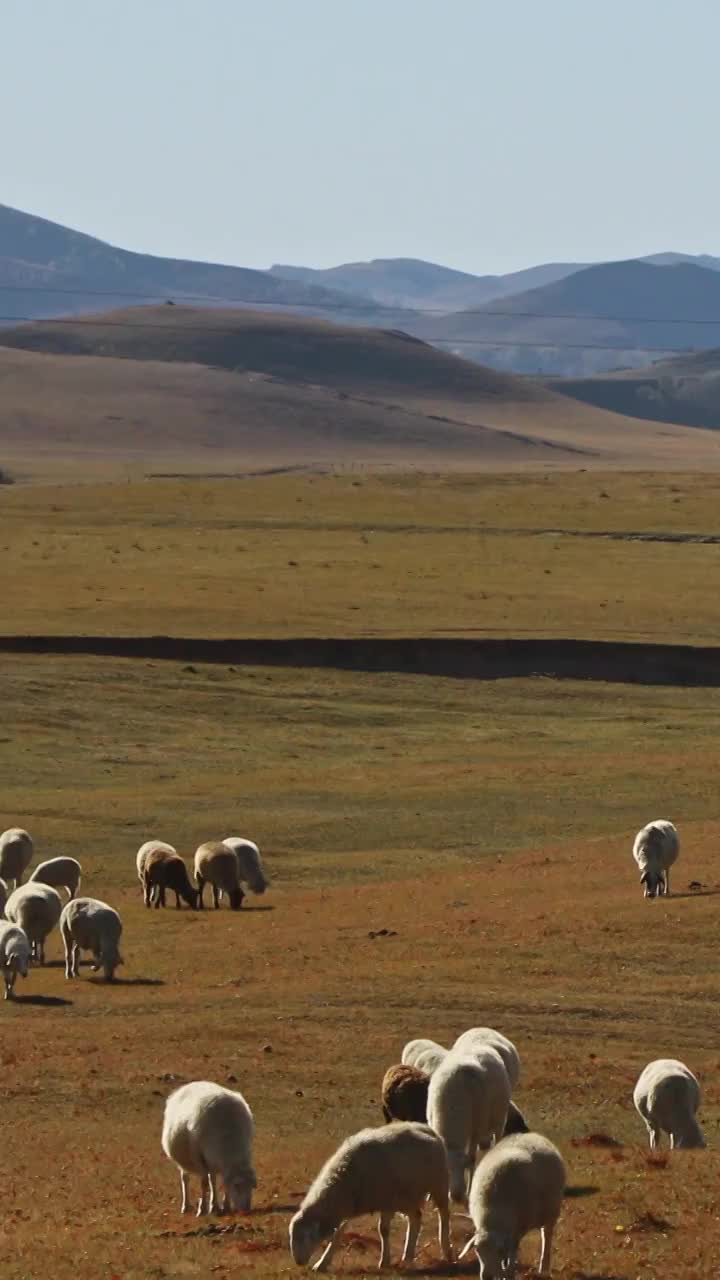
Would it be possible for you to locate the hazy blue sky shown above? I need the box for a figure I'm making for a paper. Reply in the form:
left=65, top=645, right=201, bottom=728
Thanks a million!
left=3, top=0, right=718, bottom=274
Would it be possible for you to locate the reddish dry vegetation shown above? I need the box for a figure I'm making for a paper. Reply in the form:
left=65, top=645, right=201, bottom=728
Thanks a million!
left=2, top=825, right=720, bottom=1279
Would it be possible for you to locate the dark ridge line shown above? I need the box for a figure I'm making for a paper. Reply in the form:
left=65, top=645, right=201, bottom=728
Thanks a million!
left=0, top=635, right=718, bottom=687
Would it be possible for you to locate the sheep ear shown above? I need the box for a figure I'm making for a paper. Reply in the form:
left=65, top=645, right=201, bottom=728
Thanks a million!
left=457, top=1234, right=479, bottom=1261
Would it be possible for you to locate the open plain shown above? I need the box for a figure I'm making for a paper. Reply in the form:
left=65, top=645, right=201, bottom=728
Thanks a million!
left=2, top=470, right=720, bottom=1279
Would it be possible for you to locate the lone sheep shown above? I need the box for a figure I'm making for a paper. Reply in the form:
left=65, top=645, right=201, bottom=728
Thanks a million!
left=458, top=1132, right=566, bottom=1279
left=0, top=828, right=33, bottom=891
left=5, top=882, right=62, bottom=964
left=60, top=897, right=124, bottom=982
left=633, top=1058, right=705, bottom=1149
left=222, top=837, right=269, bottom=894
left=632, top=820, right=679, bottom=898
left=161, top=1081, right=256, bottom=1215
left=289, top=1122, right=453, bottom=1272
left=0, top=921, right=30, bottom=998
left=143, top=846, right=198, bottom=910
left=194, top=842, right=245, bottom=910
left=427, top=1051, right=511, bottom=1204
left=29, top=856, right=82, bottom=900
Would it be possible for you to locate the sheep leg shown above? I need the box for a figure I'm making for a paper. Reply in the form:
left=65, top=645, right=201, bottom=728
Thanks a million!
left=175, top=891, right=181, bottom=909
left=312, top=1226, right=344, bottom=1273
left=538, top=1220, right=556, bottom=1276
left=212, top=884, right=220, bottom=910
left=208, top=1172, right=221, bottom=1214
left=401, top=1210, right=422, bottom=1264
left=3, top=970, right=13, bottom=999
left=378, top=1213, right=394, bottom=1269
left=196, top=875, right=205, bottom=909
left=665, top=868, right=670, bottom=895
left=436, top=1201, right=453, bottom=1263
left=72, top=944, right=81, bottom=977
left=179, top=1170, right=191, bottom=1214
left=143, top=874, right=153, bottom=908
left=196, top=1173, right=211, bottom=1217
left=38, top=937, right=45, bottom=965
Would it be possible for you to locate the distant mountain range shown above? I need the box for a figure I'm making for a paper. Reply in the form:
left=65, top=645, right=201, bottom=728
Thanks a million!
left=3, top=202, right=720, bottom=378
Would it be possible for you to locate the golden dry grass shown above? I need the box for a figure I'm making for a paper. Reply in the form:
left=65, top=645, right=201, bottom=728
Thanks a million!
left=3, top=470, right=720, bottom=642
left=2, top=654, right=720, bottom=1278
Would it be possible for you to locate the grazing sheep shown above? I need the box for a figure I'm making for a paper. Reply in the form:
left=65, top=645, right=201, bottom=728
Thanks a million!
left=60, top=897, right=123, bottom=982
left=414, top=1046, right=449, bottom=1075
left=29, top=856, right=82, bottom=901
left=5, top=883, right=62, bottom=964
left=381, top=1065, right=529, bottom=1139
left=401, top=1038, right=447, bottom=1068
left=0, top=877, right=7, bottom=918
left=633, top=1058, right=705, bottom=1149
left=161, top=1081, right=256, bottom=1215
left=382, top=1064, right=429, bottom=1123
left=0, top=828, right=33, bottom=891
left=0, top=921, right=30, bottom=999
left=194, top=842, right=245, bottom=911
left=136, top=840, right=176, bottom=892
left=453, top=1028, right=521, bottom=1090
left=458, top=1132, right=566, bottom=1279
left=143, top=846, right=198, bottom=910
left=632, top=819, right=679, bottom=898
left=427, top=1051, right=511, bottom=1204
left=289, top=1122, right=453, bottom=1272
left=222, top=837, right=269, bottom=894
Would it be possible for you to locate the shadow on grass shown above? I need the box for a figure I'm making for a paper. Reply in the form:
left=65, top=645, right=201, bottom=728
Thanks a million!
left=12, top=993, right=72, bottom=1007
left=87, top=975, right=164, bottom=987
left=565, top=1184, right=601, bottom=1198
left=669, top=889, right=720, bottom=899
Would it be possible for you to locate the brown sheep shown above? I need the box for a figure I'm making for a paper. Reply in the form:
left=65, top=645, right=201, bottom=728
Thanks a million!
left=194, top=842, right=245, bottom=910
left=381, top=1064, right=529, bottom=1134
left=143, top=847, right=198, bottom=910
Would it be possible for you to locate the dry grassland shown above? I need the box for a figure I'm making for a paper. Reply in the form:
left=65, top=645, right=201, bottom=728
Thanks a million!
left=3, top=470, right=720, bottom=642
left=2, top=469, right=720, bottom=1278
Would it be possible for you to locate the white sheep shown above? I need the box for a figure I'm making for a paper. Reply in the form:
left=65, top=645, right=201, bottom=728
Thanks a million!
left=0, top=921, right=31, bottom=999
left=136, top=840, right=176, bottom=893
left=194, top=842, right=245, bottom=910
left=60, top=897, right=124, bottom=982
left=29, top=856, right=82, bottom=900
left=5, top=882, right=62, bottom=963
left=289, top=1121, right=453, bottom=1272
left=632, top=819, right=679, bottom=898
left=413, top=1046, right=449, bottom=1075
left=427, top=1050, right=511, bottom=1204
left=0, top=828, right=33, bottom=891
left=453, top=1028, right=521, bottom=1090
left=0, top=877, right=7, bottom=919
left=161, top=1081, right=256, bottom=1215
left=222, top=837, right=269, bottom=894
left=633, top=1058, right=705, bottom=1149
left=401, top=1038, right=447, bottom=1067
left=458, top=1132, right=566, bottom=1278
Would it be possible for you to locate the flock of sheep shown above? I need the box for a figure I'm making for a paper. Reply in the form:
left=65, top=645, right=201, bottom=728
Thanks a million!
left=0, top=816, right=703, bottom=1276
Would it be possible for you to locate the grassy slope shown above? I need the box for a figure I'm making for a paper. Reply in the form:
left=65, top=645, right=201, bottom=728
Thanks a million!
left=2, top=654, right=720, bottom=1278
left=4, top=471, right=720, bottom=642
left=3, top=307, right=720, bottom=474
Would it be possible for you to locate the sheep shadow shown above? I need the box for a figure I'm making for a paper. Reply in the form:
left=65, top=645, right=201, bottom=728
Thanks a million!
left=669, top=889, right=720, bottom=899
left=565, top=1184, right=600, bottom=1198
left=11, top=993, right=72, bottom=1007
left=87, top=976, right=164, bottom=986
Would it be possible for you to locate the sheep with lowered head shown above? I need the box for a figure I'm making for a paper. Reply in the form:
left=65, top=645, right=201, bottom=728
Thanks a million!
left=222, top=837, right=269, bottom=894
left=136, top=840, right=176, bottom=893
left=401, top=1038, right=447, bottom=1068
left=60, top=897, right=123, bottom=981
left=0, top=921, right=31, bottom=999
left=161, top=1080, right=256, bottom=1215
left=143, top=846, right=198, bottom=910
left=414, top=1046, right=448, bottom=1075
left=0, top=828, right=33, bottom=891
left=427, top=1050, right=511, bottom=1204
left=289, top=1121, right=452, bottom=1272
left=458, top=1132, right=566, bottom=1279
left=5, top=882, right=62, bottom=964
left=194, top=842, right=245, bottom=910
left=453, top=1027, right=521, bottom=1090
left=29, top=856, right=82, bottom=900
left=632, top=819, right=679, bottom=898
left=633, top=1058, right=705, bottom=1149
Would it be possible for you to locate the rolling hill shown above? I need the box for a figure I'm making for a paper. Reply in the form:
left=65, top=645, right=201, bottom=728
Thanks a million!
left=2, top=305, right=720, bottom=477
left=548, top=346, right=720, bottom=430
left=408, top=259, right=720, bottom=376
